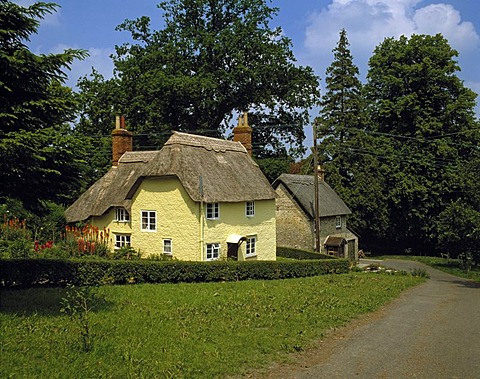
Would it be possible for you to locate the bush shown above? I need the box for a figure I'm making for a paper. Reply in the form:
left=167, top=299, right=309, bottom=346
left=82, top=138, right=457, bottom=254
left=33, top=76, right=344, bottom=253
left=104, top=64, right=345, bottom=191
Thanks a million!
left=277, top=246, right=332, bottom=260
left=0, top=258, right=350, bottom=288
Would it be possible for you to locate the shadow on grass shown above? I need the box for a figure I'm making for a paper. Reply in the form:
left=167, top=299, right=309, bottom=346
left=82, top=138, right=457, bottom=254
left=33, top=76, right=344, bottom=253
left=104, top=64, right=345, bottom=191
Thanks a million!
left=0, top=287, right=113, bottom=316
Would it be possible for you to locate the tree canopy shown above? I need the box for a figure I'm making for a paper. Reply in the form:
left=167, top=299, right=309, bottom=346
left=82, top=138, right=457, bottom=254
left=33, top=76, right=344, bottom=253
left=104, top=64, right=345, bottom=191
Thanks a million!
left=77, top=0, right=320, bottom=158
left=363, top=34, right=480, bottom=253
left=0, top=1, right=88, bottom=210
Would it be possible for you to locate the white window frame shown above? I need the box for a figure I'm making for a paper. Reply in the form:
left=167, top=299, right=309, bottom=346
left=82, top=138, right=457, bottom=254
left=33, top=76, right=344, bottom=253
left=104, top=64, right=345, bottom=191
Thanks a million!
left=115, top=207, right=130, bottom=222
left=246, top=235, right=257, bottom=257
left=163, top=239, right=172, bottom=255
left=141, top=210, right=157, bottom=232
left=206, top=203, right=219, bottom=220
left=336, top=216, right=342, bottom=229
left=245, top=201, right=255, bottom=217
left=114, top=234, right=131, bottom=249
left=205, top=243, right=220, bottom=261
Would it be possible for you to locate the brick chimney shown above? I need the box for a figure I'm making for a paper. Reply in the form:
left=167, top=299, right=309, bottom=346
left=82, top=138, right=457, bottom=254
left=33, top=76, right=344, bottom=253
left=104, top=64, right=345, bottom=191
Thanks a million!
left=233, top=112, right=252, bottom=156
left=112, top=115, right=133, bottom=166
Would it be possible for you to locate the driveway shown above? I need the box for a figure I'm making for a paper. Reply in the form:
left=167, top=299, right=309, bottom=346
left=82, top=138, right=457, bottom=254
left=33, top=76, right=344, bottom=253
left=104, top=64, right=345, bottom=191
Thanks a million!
left=262, top=259, right=480, bottom=379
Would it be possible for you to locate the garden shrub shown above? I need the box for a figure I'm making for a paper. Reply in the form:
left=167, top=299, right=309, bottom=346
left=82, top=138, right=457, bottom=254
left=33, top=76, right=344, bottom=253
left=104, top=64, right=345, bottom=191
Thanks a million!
left=0, top=258, right=350, bottom=288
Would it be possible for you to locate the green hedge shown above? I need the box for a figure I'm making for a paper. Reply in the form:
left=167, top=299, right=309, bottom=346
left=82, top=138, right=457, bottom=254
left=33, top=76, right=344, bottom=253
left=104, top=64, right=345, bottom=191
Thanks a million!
left=0, top=258, right=349, bottom=288
left=277, top=246, right=332, bottom=260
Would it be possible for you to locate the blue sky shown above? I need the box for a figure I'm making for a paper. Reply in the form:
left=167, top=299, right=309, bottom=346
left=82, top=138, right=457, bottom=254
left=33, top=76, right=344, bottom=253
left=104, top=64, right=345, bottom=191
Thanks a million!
left=14, top=0, right=480, bottom=142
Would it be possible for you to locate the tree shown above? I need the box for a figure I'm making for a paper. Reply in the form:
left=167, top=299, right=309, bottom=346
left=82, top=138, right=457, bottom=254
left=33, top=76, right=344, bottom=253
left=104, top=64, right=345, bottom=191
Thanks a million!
left=315, top=29, right=388, bottom=243
left=102, top=0, right=320, bottom=157
left=437, top=157, right=480, bottom=264
left=74, top=70, right=119, bottom=184
left=0, top=1, right=88, bottom=210
left=364, top=34, right=480, bottom=253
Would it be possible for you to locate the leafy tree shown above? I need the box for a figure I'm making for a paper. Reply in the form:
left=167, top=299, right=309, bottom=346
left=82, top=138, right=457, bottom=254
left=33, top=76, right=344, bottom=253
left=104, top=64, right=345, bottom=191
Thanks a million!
left=315, top=29, right=388, bottom=242
left=364, top=34, right=480, bottom=253
left=97, top=0, right=320, bottom=157
left=0, top=1, right=88, bottom=211
left=437, top=157, right=480, bottom=263
left=74, top=70, right=118, bottom=183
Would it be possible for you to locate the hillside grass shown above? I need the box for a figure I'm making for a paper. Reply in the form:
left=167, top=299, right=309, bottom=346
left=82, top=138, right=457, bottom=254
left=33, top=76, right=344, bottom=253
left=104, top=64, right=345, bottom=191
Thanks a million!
left=1, top=272, right=424, bottom=378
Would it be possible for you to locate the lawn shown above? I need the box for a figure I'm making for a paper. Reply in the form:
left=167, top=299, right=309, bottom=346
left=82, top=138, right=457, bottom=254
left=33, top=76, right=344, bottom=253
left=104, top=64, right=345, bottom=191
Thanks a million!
left=1, top=272, right=423, bottom=378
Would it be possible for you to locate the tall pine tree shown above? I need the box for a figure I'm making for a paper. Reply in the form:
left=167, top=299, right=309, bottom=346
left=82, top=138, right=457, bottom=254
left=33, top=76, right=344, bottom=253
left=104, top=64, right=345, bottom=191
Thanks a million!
left=316, top=29, right=388, bottom=241
left=0, top=1, right=88, bottom=210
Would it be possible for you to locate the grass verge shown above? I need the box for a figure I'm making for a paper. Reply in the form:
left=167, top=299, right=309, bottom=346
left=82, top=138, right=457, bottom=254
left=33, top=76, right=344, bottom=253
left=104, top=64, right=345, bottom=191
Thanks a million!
left=1, top=273, right=423, bottom=378
left=378, top=255, right=480, bottom=282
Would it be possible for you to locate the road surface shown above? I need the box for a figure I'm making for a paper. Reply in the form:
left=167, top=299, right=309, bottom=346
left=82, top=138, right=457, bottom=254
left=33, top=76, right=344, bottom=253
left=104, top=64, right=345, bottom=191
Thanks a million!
left=262, top=259, right=480, bottom=379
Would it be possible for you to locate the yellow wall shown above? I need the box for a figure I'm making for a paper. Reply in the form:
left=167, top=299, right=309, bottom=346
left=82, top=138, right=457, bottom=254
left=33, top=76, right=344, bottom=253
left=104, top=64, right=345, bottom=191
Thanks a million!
left=203, top=199, right=276, bottom=261
left=87, top=176, right=276, bottom=261
left=130, top=176, right=200, bottom=260
left=90, top=208, right=132, bottom=251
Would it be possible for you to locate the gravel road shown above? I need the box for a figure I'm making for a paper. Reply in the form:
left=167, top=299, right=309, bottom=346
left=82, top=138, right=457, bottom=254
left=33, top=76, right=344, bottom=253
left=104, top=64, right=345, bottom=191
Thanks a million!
left=263, top=259, right=480, bottom=379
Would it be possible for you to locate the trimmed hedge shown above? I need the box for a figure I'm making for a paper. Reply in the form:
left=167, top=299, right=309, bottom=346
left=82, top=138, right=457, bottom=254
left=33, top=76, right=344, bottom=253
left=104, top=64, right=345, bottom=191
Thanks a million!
left=0, top=258, right=349, bottom=288
left=277, top=246, right=332, bottom=260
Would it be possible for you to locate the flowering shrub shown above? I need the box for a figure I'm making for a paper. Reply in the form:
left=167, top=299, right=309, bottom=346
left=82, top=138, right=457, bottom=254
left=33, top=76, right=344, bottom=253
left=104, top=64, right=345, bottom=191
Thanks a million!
left=0, top=216, right=32, bottom=258
left=0, top=207, right=143, bottom=260
left=64, top=224, right=111, bottom=257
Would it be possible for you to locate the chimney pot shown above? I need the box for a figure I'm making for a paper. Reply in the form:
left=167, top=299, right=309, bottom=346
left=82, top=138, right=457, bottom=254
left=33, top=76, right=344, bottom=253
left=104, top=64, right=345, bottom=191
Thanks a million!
left=233, top=112, right=253, bottom=156
left=112, top=115, right=133, bottom=166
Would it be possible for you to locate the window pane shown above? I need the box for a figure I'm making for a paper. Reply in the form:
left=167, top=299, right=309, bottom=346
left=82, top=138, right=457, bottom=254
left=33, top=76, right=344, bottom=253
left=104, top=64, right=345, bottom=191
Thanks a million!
left=206, top=243, right=220, bottom=260
left=246, top=236, right=256, bottom=255
left=246, top=201, right=255, bottom=216
left=163, top=239, right=172, bottom=254
left=206, top=203, right=219, bottom=219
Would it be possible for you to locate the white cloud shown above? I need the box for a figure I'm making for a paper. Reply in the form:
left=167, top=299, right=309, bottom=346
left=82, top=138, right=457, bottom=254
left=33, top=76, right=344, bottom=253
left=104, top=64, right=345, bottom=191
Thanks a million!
left=302, top=0, right=480, bottom=81
left=413, top=4, right=479, bottom=51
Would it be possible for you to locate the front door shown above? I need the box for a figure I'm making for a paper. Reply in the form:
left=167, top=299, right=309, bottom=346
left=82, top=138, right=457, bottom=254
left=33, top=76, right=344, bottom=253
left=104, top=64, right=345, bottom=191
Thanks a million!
left=227, top=242, right=239, bottom=261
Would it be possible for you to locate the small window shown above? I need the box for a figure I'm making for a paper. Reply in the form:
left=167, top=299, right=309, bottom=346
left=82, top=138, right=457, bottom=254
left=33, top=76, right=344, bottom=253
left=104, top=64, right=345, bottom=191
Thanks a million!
left=115, top=208, right=130, bottom=222
left=206, top=203, right=219, bottom=220
left=246, top=236, right=256, bottom=256
left=163, top=239, right=172, bottom=255
left=336, top=216, right=342, bottom=229
left=246, top=201, right=255, bottom=217
left=206, top=243, right=220, bottom=261
left=141, top=210, right=157, bottom=231
left=115, top=234, right=131, bottom=249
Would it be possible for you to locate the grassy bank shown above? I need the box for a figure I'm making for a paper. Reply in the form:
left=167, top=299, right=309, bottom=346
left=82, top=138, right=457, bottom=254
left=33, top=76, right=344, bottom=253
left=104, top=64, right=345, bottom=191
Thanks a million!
left=1, top=272, right=423, bottom=378
left=379, top=256, right=480, bottom=282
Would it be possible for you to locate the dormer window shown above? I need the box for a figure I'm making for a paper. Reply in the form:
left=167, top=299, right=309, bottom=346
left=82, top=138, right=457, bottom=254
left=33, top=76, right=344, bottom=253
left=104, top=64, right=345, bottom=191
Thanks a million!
left=115, top=207, right=130, bottom=222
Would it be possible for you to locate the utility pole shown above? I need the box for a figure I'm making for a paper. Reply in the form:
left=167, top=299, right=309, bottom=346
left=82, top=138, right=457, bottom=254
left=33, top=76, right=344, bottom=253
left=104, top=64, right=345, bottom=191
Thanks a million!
left=313, top=121, right=321, bottom=253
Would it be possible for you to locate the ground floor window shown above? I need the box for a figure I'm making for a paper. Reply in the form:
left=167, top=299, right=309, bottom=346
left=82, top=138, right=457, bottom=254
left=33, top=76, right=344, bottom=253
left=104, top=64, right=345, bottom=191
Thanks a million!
left=163, top=239, right=172, bottom=255
left=246, top=236, right=257, bottom=256
left=206, top=243, right=220, bottom=261
left=115, top=234, right=131, bottom=249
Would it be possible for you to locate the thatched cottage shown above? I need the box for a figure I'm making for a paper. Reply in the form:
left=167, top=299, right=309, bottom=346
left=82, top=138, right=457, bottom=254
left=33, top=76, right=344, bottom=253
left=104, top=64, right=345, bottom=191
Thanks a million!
left=273, top=172, right=358, bottom=260
left=65, top=115, right=277, bottom=261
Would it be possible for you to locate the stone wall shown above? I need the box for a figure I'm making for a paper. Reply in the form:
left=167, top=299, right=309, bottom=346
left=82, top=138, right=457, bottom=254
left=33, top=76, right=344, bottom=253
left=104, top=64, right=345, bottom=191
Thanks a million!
left=275, top=184, right=314, bottom=251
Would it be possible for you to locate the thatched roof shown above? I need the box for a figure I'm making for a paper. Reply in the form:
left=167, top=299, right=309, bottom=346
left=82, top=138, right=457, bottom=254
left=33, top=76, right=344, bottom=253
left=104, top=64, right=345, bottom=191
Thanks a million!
left=272, top=173, right=351, bottom=219
left=65, top=132, right=276, bottom=223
